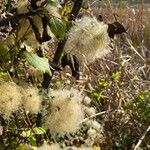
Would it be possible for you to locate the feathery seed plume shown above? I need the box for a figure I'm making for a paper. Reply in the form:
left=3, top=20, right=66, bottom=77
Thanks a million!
left=91, top=120, right=102, bottom=131
left=0, top=81, right=22, bottom=118
left=37, top=143, right=61, bottom=150
left=27, top=66, right=43, bottom=81
left=87, top=128, right=97, bottom=138
left=64, top=16, right=110, bottom=64
left=21, top=86, right=41, bottom=114
left=84, top=106, right=96, bottom=116
left=45, top=88, right=84, bottom=134
left=83, top=96, right=91, bottom=105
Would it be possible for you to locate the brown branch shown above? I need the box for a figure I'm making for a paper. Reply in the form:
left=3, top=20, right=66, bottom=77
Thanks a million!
left=69, top=0, right=83, bottom=20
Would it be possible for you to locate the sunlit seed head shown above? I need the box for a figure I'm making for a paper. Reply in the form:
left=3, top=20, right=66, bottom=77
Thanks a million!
left=0, top=81, right=21, bottom=118
left=87, top=128, right=97, bottom=138
left=83, top=96, right=91, bottom=105
left=27, top=66, right=43, bottom=81
left=17, top=0, right=60, bottom=20
left=91, top=120, right=102, bottom=131
left=45, top=88, right=84, bottom=134
left=84, top=137, right=95, bottom=147
left=64, top=16, right=110, bottom=64
left=84, top=106, right=96, bottom=116
left=21, top=86, right=41, bottom=114
left=37, top=143, right=61, bottom=150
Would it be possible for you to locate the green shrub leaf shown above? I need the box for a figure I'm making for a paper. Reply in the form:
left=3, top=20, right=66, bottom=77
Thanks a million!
left=33, top=127, right=46, bottom=135
left=25, top=51, right=51, bottom=76
left=50, top=17, right=66, bottom=38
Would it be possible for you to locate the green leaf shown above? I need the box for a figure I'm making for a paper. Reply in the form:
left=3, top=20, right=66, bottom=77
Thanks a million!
left=99, top=79, right=109, bottom=87
left=112, top=71, right=121, bottom=81
left=0, top=42, right=10, bottom=62
left=22, top=129, right=33, bottom=137
left=22, top=129, right=37, bottom=147
left=28, top=136, right=37, bottom=147
left=50, top=17, right=66, bottom=38
left=33, top=127, right=46, bottom=135
left=25, top=51, right=51, bottom=76
left=92, top=90, right=103, bottom=101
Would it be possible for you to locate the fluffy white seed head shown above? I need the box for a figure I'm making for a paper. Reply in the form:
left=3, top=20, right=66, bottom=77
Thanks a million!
left=0, top=81, right=22, bottom=118
left=21, top=86, right=41, bottom=114
left=37, top=143, right=61, bottom=150
left=84, top=106, right=96, bottom=116
left=64, top=16, right=110, bottom=64
left=27, top=66, right=43, bottom=81
left=87, top=128, right=97, bottom=138
left=84, top=138, right=95, bottom=147
left=83, top=96, right=91, bottom=105
left=45, top=88, right=84, bottom=134
left=91, top=120, right=101, bottom=131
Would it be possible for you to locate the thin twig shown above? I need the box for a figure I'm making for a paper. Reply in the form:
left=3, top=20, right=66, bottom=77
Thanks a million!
left=133, top=125, right=150, bottom=150
left=126, top=38, right=146, bottom=62
left=79, top=110, right=111, bottom=124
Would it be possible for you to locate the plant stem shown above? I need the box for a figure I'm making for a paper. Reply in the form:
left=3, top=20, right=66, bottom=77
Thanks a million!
left=42, top=0, right=83, bottom=89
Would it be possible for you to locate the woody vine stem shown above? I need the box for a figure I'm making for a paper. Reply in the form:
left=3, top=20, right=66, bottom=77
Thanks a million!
left=42, top=0, right=83, bottom=90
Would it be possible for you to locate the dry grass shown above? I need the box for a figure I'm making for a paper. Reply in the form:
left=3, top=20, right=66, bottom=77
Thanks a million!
left=93, top=2, right=150, bottom=48
left=82, top=2, right=150, bottom=149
